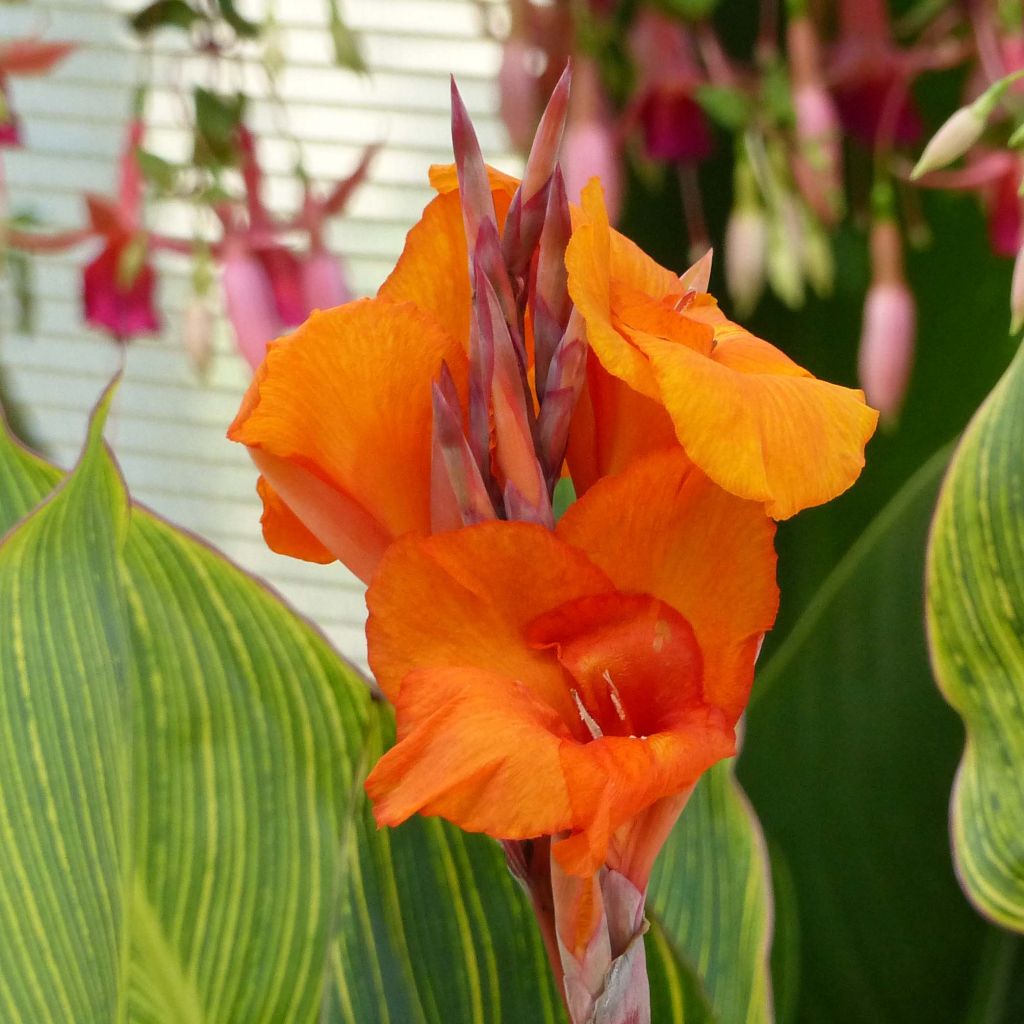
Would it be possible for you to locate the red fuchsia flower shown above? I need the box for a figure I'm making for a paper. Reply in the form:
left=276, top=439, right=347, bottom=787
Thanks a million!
left=830, top=0, right=923, bottom=148
left=81, top=118, right=161, bottom=341
left=0, top=38, right=75, bottom=148
left=561, top=58, right=623, bottom=222
left=858, top=218, right=916, bottom=424
left=626, top=10, right=711, bottom=164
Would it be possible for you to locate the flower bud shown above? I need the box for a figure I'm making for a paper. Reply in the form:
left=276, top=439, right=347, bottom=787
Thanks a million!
left=858, top=221, right=916, bottom=424
left=725, top=205, right=767, bottom=315
left=182, top=297, right=215, bottom=377
left=911, top=103, right=988, bottom=180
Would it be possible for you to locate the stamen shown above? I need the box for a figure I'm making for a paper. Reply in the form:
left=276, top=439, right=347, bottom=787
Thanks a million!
left=571, top=688, right=603, bottom=740
left=602, top=669, right=628, bottom=723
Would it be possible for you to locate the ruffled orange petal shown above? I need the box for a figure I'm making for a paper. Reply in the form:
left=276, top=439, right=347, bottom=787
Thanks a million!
left=428, top=161, right=521, bottom=198
left=377, top=171, right=517, bottom=350
left=557, top=449, right=778, bottom=721
left=365, top=520, right=614, bottom=715
left=632, top=326, right=879, bottom=519
left=228, top=298, right=466, bottom=582
left=366, top=665, right=574, bottom=839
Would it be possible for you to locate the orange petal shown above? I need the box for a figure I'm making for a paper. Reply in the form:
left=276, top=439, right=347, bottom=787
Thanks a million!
left=366, top=665, right=574, bottom=839
left=365, top=520, right=614, bottom=715
left=378, top=179, right=516, bottom=350
left=565, top=180, right=662, bottom=401
left=256, top=474, right=335, bottom=564
left=557, top=449, right=778, bottom=721
left=566, top=353, right=679, bottom=496
left=428, top=161, right=521, bottom=197
left=228, top=298, right=466, bottom=581
left=631, top=324, right=879, bottom=519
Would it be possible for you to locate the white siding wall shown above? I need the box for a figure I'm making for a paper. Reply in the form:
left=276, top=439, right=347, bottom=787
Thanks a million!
left=2, top=0, right=512, bottom=667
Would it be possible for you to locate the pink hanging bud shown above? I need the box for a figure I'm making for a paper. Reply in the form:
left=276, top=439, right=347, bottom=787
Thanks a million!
left=301, top=247, right=351, bottom=312
left=787, top=16, right=843, bottom=224
left=499, top=37, right=539, bottom=153
left=858, top=220, right=916, bottom=424
left=1011, top=238, right=1024, bottom=334
left=911, top=103, right=988, bottom=180
left=561, top=61, right=622, bottom=222
left=222, top=242, right=283, bottom=370
left=182, top=296, right=215, bottom=376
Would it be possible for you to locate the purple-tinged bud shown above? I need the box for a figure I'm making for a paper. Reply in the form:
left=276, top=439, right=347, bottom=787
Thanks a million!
left=478, top=271, right=552, bottom=526
left=537, top=311, right=588, bottom=483
left=474, top=220, right=523, bottom=365
left=430, top=364, right=496, bottom=532
left=1010, top=238, right=1024, bottom=334
left=503, top=62, right=572, bottom=279
left=858, top=220, right=916, bottom=424
left=499, top=37, right=539, bottom=154
left=450, top=76, right=500, bottom=261
left=533, top=166, right=572, bottom=398
left=725, top=206, right=767, bottom=315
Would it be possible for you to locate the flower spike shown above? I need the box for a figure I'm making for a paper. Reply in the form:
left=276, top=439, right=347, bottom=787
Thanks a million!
left=450, top=75, right=500, bottom=264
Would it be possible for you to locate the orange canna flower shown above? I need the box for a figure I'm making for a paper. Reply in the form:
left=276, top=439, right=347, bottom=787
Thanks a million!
left=227, top=170, right=518, bottom=583
left=565, top=179, right=879, bottom=519
left=364, top=449, right=778, bottom=882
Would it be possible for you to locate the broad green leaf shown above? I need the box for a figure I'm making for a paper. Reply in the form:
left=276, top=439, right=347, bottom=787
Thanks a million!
left=741, top=450, right=992, bottom=1023
left=649, top=761, right=774, bottom=1024
left=0, top=387, right=130, bottom=1023
left=927, top=343, right=1024, bottom=933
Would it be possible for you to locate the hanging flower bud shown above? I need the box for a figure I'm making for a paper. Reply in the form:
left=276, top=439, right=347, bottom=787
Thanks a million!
left=725, top=159, right=767, bottom=315
left=858, top=219, right=916, bottom=425
left=561, top=58, right=623, bottom=223
left=911, top=103, right=989, bottom=180
left=787, top=16, right=843, bottom=224
left=182, top=296, right=215, bottom=377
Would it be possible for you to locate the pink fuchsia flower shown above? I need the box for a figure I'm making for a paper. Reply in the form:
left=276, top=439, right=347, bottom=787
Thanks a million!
left=81, top=118, right=160, bottom=341
left=858, top=219, right=916, bottom=424
left=0, top=38, right=75, bottom=148
left=627, top=10, right=711, bottom=164
left=221, top=238, right=285, bottom=370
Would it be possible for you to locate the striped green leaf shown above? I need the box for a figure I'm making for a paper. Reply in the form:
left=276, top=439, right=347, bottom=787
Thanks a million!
left=0, top=390, right=767, bottom=1022
left=741, top=450, right=993, bottom=1023
left=649, top=762, right=774, bottom=1024
left=927, top=343, right=1024, bottom=933
left=0, top=386, right=131, bottom=1024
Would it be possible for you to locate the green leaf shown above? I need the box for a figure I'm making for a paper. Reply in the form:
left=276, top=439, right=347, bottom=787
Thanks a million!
left=741, top=449, right=993, bottom=1023
left=129, top=0, right=203, bottom=35
left=193, top=88, right=245, bottom=168
left=927, top=343, right=1024, bottom=933
left=652, top=0, right=721, bottom=21
left=216, top=0, right=261, bottom=40
left=649, top=761, right=774, bottom=1024
left=135, top=149, right=180, bottom=194
left=0, top=385, right=131, bottom=1023
left=695, top=85, right=752, bottom=132
left=326, top=0, right=367, bottom=72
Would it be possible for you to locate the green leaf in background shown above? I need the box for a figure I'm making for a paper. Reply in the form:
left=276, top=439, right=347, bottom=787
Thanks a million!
left=0, top=386, right=130, bottom=1023
left=129, top=0, right=203, bottom=36
left=649, top=761, right=775, bottom=1024
left=740, top=449, right=996, bottom=1024
left=216, top=0, right=261, bottom=40
left=193, top=88, right=245, bottom=169
left=326, top=0, right=367, bottom=73
left=135, top=149, right=180, bottom=195
left=927, top=343, right=1024, bottom=934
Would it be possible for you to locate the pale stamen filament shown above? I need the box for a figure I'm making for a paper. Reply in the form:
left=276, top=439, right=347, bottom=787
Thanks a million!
left=602, top=669, right=628, bottom=723
left=571, top=688, right=604, bottom=740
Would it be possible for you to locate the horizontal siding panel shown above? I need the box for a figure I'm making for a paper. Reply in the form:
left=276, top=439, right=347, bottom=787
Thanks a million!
left=2, top=0, right=514, bottom=667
